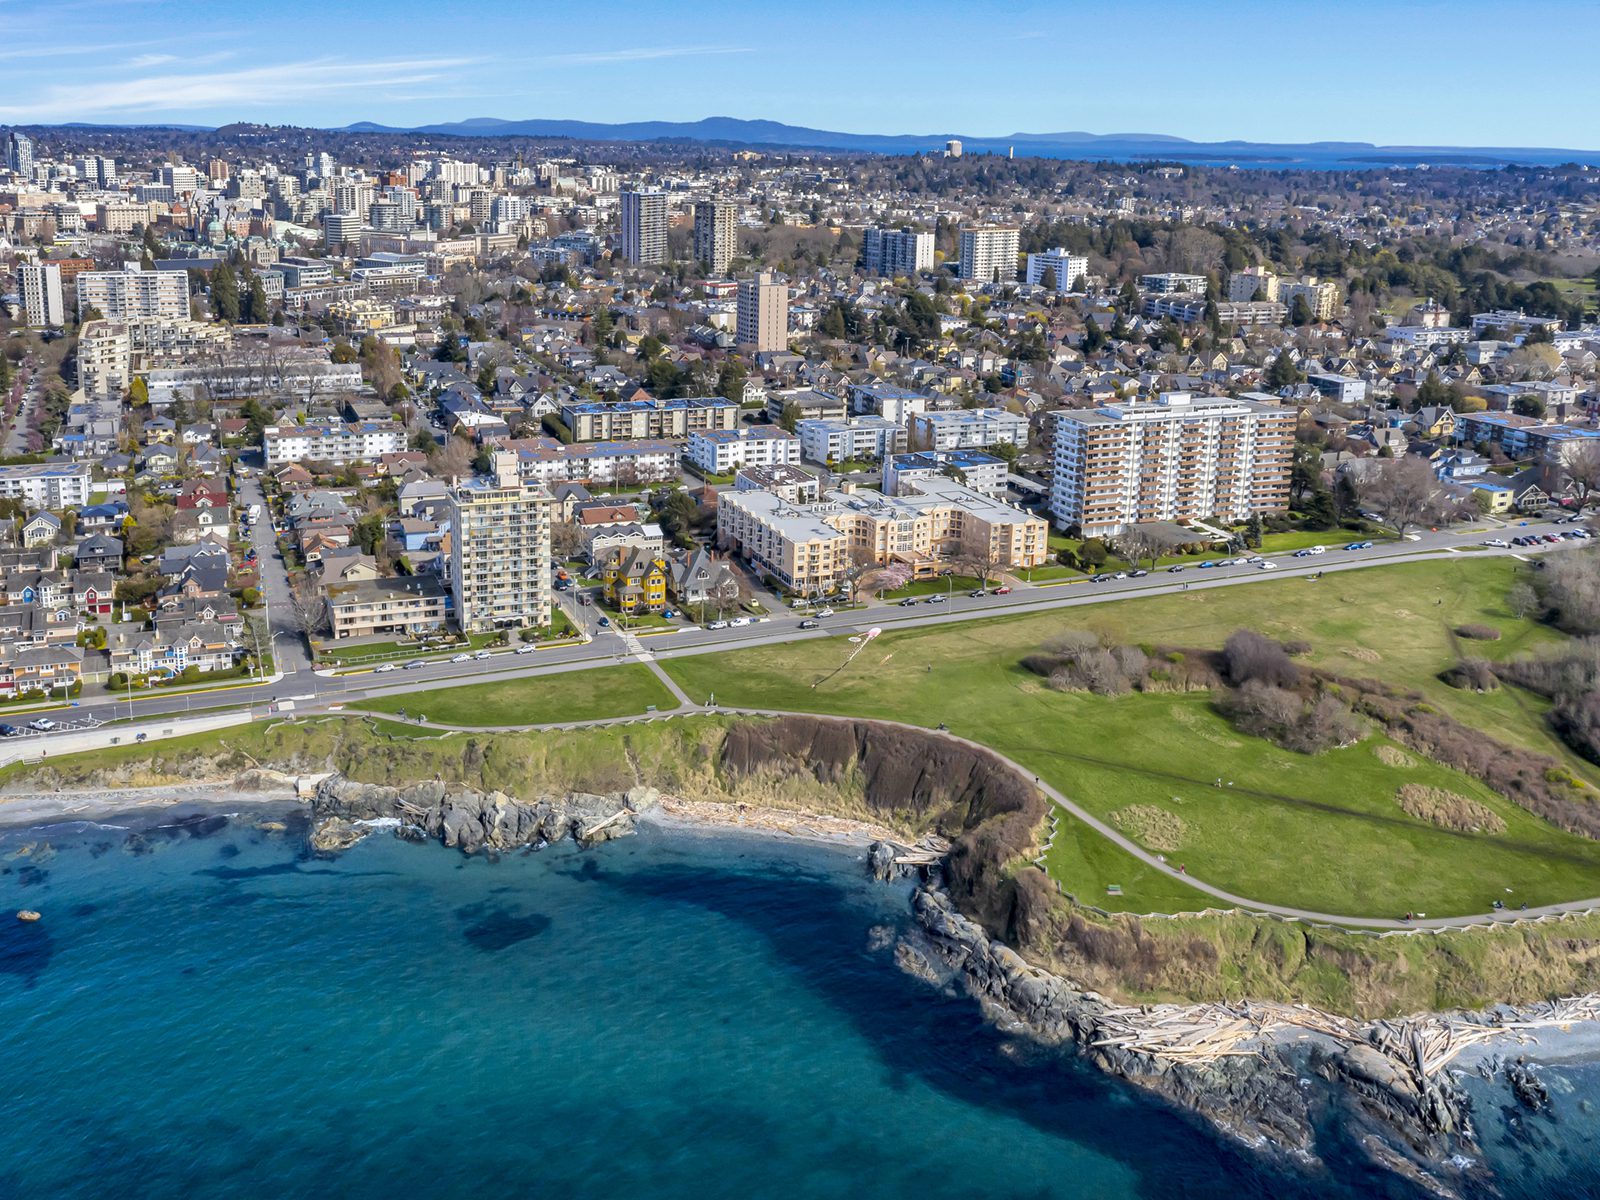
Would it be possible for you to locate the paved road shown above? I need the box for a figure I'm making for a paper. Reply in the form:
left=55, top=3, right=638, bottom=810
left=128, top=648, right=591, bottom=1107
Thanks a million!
left=48, top=515, right=1589, bottom=730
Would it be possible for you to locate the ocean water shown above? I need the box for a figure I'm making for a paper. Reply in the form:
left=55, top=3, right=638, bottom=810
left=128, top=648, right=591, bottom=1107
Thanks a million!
left=0, top=807, right=1596, bottom=1200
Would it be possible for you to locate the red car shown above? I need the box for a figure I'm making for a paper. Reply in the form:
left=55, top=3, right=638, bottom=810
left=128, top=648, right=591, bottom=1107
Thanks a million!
left=994, top=585, right=1012, bottom=594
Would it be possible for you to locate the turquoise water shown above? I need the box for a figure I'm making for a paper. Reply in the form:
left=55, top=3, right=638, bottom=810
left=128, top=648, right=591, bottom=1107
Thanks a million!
left=0, top=807, right=1595, bottom=1199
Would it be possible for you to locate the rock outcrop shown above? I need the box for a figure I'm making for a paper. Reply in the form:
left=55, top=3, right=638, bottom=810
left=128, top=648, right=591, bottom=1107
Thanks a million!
left=310, top=775, right=660, bottom=855
left=904, top=886, right=1484, bottom=1198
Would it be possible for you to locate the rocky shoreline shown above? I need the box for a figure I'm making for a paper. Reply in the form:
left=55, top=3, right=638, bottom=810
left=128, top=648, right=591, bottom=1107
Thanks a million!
left=894, top=882, right=1600, bottom=1200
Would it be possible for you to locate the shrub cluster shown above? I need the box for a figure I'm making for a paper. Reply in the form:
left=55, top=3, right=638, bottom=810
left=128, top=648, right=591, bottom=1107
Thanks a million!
left=1022, top=631, right=1220, bottom=696
left=1219, top=680, right=1363, bottom=754
left=1441, top=658, right=1499, bottom=692
left=1455, top=624, right=1502, bottom=641
left=1495, top=639, right=1600, bottom=764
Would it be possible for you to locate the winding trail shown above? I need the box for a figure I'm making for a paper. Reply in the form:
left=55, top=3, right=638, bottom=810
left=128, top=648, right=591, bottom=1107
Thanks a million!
left=334, top=701, right=1600, bottom=934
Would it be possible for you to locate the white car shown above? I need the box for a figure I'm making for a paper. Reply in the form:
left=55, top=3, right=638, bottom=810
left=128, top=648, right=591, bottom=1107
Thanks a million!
left=451, top=653, right=472, bottom=663
left=707, top=620, right=729, bottom=630
left=1306, top=545, right=1326, bottom=555
left=815, top=607, right=835, bottom=618
left=729, top=617, right=751, bottom=627
left=516, top=644, right=538, bottom=654
left=1257, top=560, right=1279, bottom=571
left=374, top=662, right=398, bottom=673
left=1483, top=538, right=1510, bottom=548
left=27, top=718, right=55, bottom=732
left=474, top=649, right=492, bottom=660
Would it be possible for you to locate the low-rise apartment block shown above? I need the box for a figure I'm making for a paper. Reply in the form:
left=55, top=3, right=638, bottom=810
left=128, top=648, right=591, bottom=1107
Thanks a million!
left=325, top=575, right=448, bottom=640
left=0, top=462, right=92, bottom=509
left=796, top=416, right=908, bottom=464
left=560, top=396, right=739, bottom=441
left=1049, top=392, right=1295, bottom=536
left=263, top=422, right=408, bottom=466
left=686, top=426, right=801, bottom=474
left=717, top=478, right=1047, bottom=595
left=884, top=450, right=1008, bottom=497
left=910, top=408, right=1030, bottom=452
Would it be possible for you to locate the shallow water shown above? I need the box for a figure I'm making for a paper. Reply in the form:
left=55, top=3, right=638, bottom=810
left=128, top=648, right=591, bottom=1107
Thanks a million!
left=0, top=808, right=1596, bottom=1199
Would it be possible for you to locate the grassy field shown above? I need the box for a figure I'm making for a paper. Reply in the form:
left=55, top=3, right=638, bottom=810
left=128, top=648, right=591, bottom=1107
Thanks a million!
left=360, top=663, right=678, bottom=726
left=881, top=574, right=984, bottom=598
left=661, top=556, right=1600, bottom=916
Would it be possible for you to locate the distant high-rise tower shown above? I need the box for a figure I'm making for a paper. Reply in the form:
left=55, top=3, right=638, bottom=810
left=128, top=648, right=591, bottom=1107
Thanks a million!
left=958, top=226, right=1020, bottom=284
left=945, top=139, right=963, bottom=159
left=5, top=130, right=34, bottom=176
left=737, top=272, right=789, bottom=352
left=18, top=263, right=64, bottom=327
left=619, top=188, right=668, bottom=265
left=693, top=198, right=737, bottom=275
left=862, top=227, right=934, bottom=277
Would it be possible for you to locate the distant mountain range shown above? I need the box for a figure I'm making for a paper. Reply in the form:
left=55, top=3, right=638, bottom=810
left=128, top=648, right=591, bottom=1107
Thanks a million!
left=336, top=115, right=1600, bottom=169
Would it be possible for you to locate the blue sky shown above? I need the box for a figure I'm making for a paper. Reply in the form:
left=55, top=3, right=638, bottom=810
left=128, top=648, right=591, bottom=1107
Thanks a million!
left=2, top=0, right=1598, bottom=147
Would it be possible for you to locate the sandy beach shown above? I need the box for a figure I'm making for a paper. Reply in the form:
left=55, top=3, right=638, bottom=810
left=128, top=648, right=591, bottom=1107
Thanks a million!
left=643, top=795, right=905, bottom=849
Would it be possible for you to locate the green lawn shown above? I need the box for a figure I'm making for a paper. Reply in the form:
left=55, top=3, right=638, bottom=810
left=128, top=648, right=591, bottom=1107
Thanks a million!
left=881, top=574, right=984, bottom=598
left=362, top=663, right=678, bottom=726
left=662, top=556, right=1600, bottom=917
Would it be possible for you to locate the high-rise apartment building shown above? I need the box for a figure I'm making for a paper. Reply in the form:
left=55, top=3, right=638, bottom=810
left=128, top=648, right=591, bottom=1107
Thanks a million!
left=737, top=272, right=789, bottom=352
left=1026, top=248, right=1089, bottom=293
left=958, top=226, right=1020, bottom=283
left=862, top=226, right=934, bottom=276
left=619, top=188, right=668, bottom=265
left=323, top=211, right=364, bottom=250
left=159, top=164, right=201, bottom=194
left=1049, top=392, right=1295, bottom=536
left=5, top=130, right=34, bottom=176
left=18, top=263, right=64, bottom=327
left=1277, top=277, right=1340, bottom=322
left=76, top=267, right=189, bottom=322
left=446, top=452, right=556, bottom=632
left=693, top=198, right=737, bottom=275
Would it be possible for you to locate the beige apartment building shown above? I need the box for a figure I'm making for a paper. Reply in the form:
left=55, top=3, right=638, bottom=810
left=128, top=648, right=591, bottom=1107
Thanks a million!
left=718, top=478, right=1047, bottom=595
left=737, top=272, right=789, bottom=351
left=325, top=575, right=448, bottom=640
left=446, top=452, right=556, bottom=632
left=558, top=396, right=739, bottom=442
left=1049, top=392, right=1295, bottom=537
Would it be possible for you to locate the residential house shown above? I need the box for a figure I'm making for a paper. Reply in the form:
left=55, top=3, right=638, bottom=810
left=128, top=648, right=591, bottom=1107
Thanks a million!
left=74, top=534, right=123, bottom=571
left=601, top=546, right=670, bottom=613
left=20, top=512, right=62, bottom=548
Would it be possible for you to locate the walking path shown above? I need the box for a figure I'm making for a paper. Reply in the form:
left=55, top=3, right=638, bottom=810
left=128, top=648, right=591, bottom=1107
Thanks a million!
left=328, top=699, right=1600, bottom=934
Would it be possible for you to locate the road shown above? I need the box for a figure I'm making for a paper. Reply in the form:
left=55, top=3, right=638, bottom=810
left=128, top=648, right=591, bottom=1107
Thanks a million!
left=49, top=514, right=1588, bottom=730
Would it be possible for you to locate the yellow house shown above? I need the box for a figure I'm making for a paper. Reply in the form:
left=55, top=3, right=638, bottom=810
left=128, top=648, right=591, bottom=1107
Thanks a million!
left=602, top=546, right=669, bottom=613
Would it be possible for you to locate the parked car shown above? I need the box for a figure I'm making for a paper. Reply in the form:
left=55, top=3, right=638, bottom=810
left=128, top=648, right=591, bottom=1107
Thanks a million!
left=516, top=644, right=539, bottom=654
left=0, top=724, right=17, bottom=737
left=374, top=662, right=398, bottom=673
left=1167, top=565, right=1186, bottom=573
left=1293, top=549, right=1315, bottom=558
left=451, top=653, right=472, bottom=663
left=815, top=607, right=835, bottom=618
left=1257, top=560, right=1279, bottom=571
left=729, top=617, right=751, bottom=627
left=1344, top=541, right=1373, bottom=550
left=898, top=597, right=919, bottom=607
left=994, top=586, right=1012, bottom=594
left=28, top=718, right=55, bottom=732
left=1484, top=538, right=1510, bottom=548
left=798, top=619, right=820, bottom=630
left=404, top=659, right=427, bottom=670
left=596, top=616, right=611, bottom=628
left=1197, top=561, right=1218, bottom=569
left=473, top=649, right=492, bottom=660
left=969, top=589, right=988, bottom=598
left=1306, top=545, right=1327, bottom=555
left=1127, top=569, right=1148, bottom=578
left=925, top=595, right=946, bottom=604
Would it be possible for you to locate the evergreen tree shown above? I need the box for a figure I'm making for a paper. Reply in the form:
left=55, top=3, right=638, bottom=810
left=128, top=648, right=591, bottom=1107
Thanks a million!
left=210, top=261, right=240, bottom=322
left=1266, top=352, right=1302, bottom=389
left=246, top=275, right=269, bottom=325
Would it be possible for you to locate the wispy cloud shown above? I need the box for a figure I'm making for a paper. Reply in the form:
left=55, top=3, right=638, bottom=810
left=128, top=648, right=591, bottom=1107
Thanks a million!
left=124, top=50, right=234, bottom=69
left=0, top=56, right=478, bottom=120
left=539, top=45, right=753, bottom=66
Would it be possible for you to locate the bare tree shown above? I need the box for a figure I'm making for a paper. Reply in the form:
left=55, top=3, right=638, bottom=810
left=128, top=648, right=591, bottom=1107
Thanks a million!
left=288, top=573, right=327, bottom=640
left=955, top=524, right=1006, bottom=590
left=1113, top=527, right=1163, bottom=570
left=551, top=519, right=584, bottom=561
left=1357, top=457, right=1458, bottom=537
left=1561, top=442, right=1600, bottom=513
